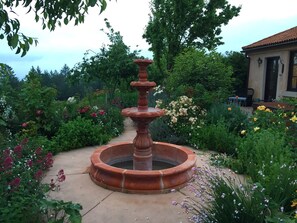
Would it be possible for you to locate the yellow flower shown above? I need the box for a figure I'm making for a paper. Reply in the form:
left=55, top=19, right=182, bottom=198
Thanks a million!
left=254, top=127, right=260, bottom=132
left=265, top=108, right=272, bottom=113
left=253, top=117, right=257, bottom=122
left=283, top=113, right=287, bottom=118
left=240, top=130, right=246, bottom=135
left=291, top=200, right=297, bottom=208
left=257, top=105, right=266, bottom=111
left=290, top=115, right=297, bottom=123
left=228, top=107, right=232, bottom=111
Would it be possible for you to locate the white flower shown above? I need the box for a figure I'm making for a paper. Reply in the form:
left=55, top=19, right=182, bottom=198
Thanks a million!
left=171, top=116, right=178, bottom=123
left=189, top=117, right=196, bottom=124
left=67, top=96, right=76, bottom=103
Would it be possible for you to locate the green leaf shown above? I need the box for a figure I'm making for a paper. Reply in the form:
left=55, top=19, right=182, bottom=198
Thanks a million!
left=64, top=17, right=68, bottom=25
left=11, top=34, right=19, bottom=48
left=0, top=34, right=4, bottom=39
left=28, top=37, right=33, bottom=44
left=21, top=48, right=27, bottom=57
left=5, top=23, right=11, bottom=33
left=100, top=0, right=107, bottom=14
left=35, top=14, right=39, bottom=22
left=89, top=0, right=97, bottom=7
left=16, top=47, right=21, bottom=54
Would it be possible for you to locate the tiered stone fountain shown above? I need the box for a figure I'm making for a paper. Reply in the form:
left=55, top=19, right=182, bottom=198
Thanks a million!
left=89, top=59, right=196, bottom=193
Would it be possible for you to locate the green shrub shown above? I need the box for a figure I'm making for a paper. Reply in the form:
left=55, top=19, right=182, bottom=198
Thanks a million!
left=236, top=129, right=296, bottom=207
left=166, top=48, right=233, bottom=108
left=52, top=117, right=111, bottom=152
left=207, top=103, right=248, bottom=133
left=190, top=120, right=238, bottom=155
left=114, top=90, right=138, bottom=108
left=149, top=117, right=187, bottom=144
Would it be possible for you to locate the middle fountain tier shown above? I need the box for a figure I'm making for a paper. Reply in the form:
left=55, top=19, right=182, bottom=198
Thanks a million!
left=121, top=59, right=164, bottom=170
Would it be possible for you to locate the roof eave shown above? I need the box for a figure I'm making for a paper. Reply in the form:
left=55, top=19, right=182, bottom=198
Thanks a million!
left=242, top=39, right=297, bottom=53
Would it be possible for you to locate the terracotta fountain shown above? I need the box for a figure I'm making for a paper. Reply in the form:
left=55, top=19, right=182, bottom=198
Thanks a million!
left=89, top=59, right=196, bottom=193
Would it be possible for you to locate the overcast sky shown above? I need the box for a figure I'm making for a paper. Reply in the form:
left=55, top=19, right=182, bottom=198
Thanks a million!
left=1, top=0, right=297, bottom=79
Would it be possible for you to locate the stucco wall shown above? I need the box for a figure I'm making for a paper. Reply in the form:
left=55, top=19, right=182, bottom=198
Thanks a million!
left=247, top=45, right=297, bottom=101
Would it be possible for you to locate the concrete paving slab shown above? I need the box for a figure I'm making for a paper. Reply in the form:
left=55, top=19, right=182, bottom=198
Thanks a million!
left=82, top=191, right=188, bottom=223
left=44, top=173, right=113, bottom=216
left=47, top=147, right=97, bottom=176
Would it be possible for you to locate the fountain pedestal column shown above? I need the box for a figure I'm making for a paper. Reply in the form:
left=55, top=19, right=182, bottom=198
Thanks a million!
left=122, top=59, right=164, bottom=170
left=132, top=119, right=153, bottom=170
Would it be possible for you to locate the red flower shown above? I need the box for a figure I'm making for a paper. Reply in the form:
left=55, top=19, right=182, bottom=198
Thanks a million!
left=3, top=148, right=10, bottom=158
left=13, top=145, right=22, bottom=157
left=58, top=174, right=66, bottom=182
left=35, top=147, right=42, bottom=155
left=9, top=177, right=21, bottom=188
left=43, top=152, right=53, bottom=168
left=79, top=106, right=90, bottom=114
left=56, top=169, right=66, bottom=182
left=36, top=110, right=43, bottom=116
left=34, top=169, right=43, bottom=180
left=98, top=110, right=105, bottom=115
left=90, top=112, right=97, bottom=117
left=21, top=122, right=28, bottom=128
left=3, top=156, right=13, bottom=169
left=27, top=160, right=33, bottom=167
left=58, top=169, right=64, bottom=176
left=21, top=138, right=29, bottom=145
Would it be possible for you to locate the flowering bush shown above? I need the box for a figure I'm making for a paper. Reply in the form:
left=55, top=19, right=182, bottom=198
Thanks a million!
left=239, top=105, right=296, bottom=137
left=157, top=95, right=206, bottom=144
left=0, top=139, right=82, bottom=222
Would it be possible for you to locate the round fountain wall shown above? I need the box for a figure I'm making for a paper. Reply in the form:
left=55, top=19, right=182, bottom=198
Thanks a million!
left=89, top=142, right=196, bottom=193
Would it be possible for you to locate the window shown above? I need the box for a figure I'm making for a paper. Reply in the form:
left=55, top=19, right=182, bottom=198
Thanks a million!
left=288, top=51, right=297, bottom=91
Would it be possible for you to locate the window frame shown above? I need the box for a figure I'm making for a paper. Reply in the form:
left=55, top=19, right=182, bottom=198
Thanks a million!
left=287, top=51, right=297, bottom=92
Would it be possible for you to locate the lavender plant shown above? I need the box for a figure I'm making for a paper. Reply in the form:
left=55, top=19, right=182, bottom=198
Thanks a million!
left=175, top=167, right=272, bottom=223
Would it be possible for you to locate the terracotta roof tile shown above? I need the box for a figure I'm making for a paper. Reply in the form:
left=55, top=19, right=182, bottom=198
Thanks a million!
left=242, top=26, right=297, bottom=50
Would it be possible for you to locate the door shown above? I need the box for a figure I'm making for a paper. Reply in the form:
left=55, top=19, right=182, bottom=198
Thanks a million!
left=264, top=57, right=279, bottom=101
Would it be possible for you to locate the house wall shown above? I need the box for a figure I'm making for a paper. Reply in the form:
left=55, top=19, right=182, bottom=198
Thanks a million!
left=247, top=45, right=297, bottom=101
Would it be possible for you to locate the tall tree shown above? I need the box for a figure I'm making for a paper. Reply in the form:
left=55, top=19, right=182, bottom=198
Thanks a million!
left=223, top=51, right=249, bottom=96
left=0, top=0, right=109, bottom=56
left=70, top=19, right=139, bottom=100
left=144, top=0, right=241, bottom=71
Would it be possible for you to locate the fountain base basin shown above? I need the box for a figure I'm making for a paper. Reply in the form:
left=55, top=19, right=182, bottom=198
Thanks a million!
left=89, top=142, right=196, bottom=193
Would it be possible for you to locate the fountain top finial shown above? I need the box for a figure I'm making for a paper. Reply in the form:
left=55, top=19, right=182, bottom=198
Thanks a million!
left=133, top=59, right=153, bottom=66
